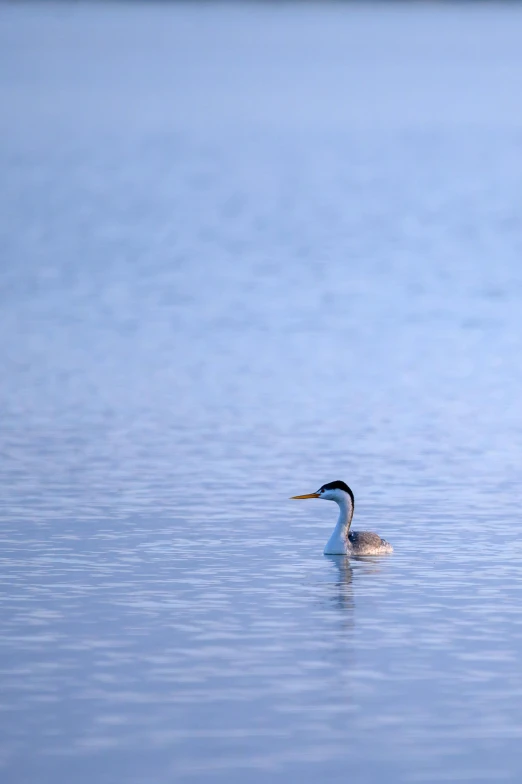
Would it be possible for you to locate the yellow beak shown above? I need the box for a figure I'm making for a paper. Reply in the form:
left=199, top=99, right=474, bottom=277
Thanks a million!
left=290, top=493, right=320, bottom=500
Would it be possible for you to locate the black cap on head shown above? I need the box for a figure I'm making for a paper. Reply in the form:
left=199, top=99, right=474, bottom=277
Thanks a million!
left=319, top=480, right=354, bottom=506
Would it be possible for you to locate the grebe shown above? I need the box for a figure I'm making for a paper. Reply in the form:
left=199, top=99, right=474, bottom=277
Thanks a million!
left=291, top=480, right=393, bottom=556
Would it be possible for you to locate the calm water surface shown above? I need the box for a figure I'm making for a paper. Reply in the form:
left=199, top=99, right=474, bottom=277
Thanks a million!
left=2, top=2, right=522, bottom=782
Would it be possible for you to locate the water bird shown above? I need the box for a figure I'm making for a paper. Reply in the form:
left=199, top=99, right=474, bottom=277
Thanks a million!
left=291, top=480, right=393, bottom=556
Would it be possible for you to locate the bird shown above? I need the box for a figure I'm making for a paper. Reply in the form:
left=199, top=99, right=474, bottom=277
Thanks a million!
left=290, top=480, right=393, bottom=556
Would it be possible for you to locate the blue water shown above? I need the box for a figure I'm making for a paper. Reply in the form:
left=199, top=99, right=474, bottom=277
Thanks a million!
left=2, top=2, right=522, bottom=782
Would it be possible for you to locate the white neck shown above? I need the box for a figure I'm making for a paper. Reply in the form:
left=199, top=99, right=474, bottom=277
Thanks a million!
left=323, top=495, right=354, bottom=555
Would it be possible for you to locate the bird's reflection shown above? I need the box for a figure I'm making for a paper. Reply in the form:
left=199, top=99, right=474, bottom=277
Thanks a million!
left=324, top=554, right=355, bottom=613
left=324, top=554, right=386, bottom=613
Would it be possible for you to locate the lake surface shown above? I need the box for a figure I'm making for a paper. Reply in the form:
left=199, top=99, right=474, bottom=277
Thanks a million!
left=2, top=2, right=522, bottom=782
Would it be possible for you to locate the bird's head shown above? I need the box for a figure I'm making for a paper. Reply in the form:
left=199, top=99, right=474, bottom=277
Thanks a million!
left=291, top=480, right=354, bottom=506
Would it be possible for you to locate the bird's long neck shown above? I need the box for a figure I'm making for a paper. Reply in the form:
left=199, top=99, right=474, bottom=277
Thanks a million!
left=323, top=495, right=354, bottom=555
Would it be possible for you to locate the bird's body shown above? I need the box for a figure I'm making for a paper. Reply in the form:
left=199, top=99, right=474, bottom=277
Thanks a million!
left=291, top=480, right=393, bottom=556
left=347, top=531, right=393, bottom=556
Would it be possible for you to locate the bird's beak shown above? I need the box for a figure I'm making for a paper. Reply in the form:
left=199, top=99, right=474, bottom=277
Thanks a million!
left=290, top=493, right=320, bottom=499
